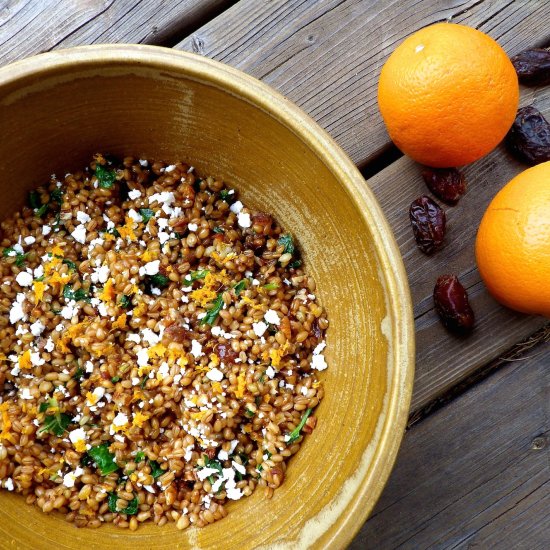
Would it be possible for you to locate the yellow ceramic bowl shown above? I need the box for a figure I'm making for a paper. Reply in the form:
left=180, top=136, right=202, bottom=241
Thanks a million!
left=0, top=46, right=414, bottom=549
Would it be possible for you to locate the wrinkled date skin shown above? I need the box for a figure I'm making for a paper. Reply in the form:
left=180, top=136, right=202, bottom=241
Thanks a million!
left=506, top=106, right=550, bottom=165
left=511, top=48, right=550, bottom=86
left=409, top=196, right=446, bottom=255
left=422, top=167, right=466, bottom=205
left=433, top=275, right=475, bottom=334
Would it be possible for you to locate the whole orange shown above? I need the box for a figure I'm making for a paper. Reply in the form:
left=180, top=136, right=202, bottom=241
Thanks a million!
left=475, top=162, right=550, bottom=317
left=378, top=23, right=519, bottom=167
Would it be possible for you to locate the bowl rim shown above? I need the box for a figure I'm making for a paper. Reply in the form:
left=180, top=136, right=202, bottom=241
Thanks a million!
left=0, top=44, right=415, bottom=549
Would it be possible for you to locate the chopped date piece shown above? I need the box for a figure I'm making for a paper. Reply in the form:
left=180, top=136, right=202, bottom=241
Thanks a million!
left=215, top=342, right=239, bottom=364
left=433, top=275, right=475, bottom=334
left=511, top=48, right=550, bottom=86
left=409, top=196, right=446, bottom=255
left=422, top=167, right=466, bottom=205
left=506, top=106, right=550, bottom=165
left=163, top=323, right=193, bottom=344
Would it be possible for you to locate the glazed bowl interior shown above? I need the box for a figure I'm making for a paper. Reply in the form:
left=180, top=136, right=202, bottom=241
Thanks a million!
left=0, top=46, right=413, bottom=549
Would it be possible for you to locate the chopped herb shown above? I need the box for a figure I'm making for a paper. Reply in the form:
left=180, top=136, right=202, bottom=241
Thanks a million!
left=233, top=279, right=248, bottom=296
left=3, top=247, right=28, bottom=267
left=146, top=273, right=170, bottom=289
left=72, top=367, right=84, bottom=381
left=108, top=492, right=139, bottom=515
left=36, top=203, right=49, bottom=218
left=200, top=293, right=224, bottom=326
left=62, top=258, right=77, bottom=271
left=38, top=398, right=59, bottom=413
left=255, top=395, right=261, bottom=407
left=244, top=409, right=255, bottom=418
left=38, top=412, right=72, bottom=437
left=182, top=269, right=209, bottom=286
left=200, top=455, right=223, bottom=484
left=28, top=191, right=41, bottom=210
left=49, top=473, right=60, bottom=481
left=95, top=164, right=117, bottom=189
left=259, top=373, right=266, bottom=383
left=139, top=208, right=155, bottom=223
left=87, top=443, right=120, bottom=475
left=219, top=189, right=235, bottom=203
left=286, top=408, right=312, bottom=444
left=263, top=282, right=279, bottom=291
left=34, top=275, right=45, bottom=282
left=238, top=453, right=249, bottom=466
left=278, top=234, right=295, bottom=255
left=119, top=295, right=132, bottom=309
left=80, top=453, right=93, bottom=467
left=140, top=377, right=148, bottom=389
left=105, top=227, right=121, bottom=238
left=289, top=259, right=302, bottom=269
left=213, top=226, right=225, bottom=234
left=134, top=451, right=146, bottom=463
left=148, top=460, right=164, bottom=479
left=111, top=376, right=121, bottom=383
left=63, top=284, right=90, bottom=303
left=50, top=188, right=63, bottom=204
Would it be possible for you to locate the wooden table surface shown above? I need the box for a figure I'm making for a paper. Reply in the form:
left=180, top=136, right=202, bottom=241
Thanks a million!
left=1, top=1, right=549, bottom=548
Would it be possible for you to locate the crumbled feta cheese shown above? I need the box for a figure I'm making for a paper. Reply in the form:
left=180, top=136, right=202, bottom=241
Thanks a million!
left=265, top=366, right=276, bottom=379
left=112, top=413, right=128, bottom=427
left=137, top=348, right=149, bottom=368
left=30, top=351, right=45, bottom=367
left=263, top=309, right=280, bottom=325
left=131, top=377, right=140, bottom=386
left=191, top=340, right=203, bottom=358
left=42, top=225, right=52, bottom=236
left=61, top=302, right=79, bottom=320
left=20, top=388, right=33, bottom=400
left=206, top=368, right=223, bottom=382
left=188, top=223, right=198, bottom=232
left=85, top=361, right=94, bottom=373
left=237, top=212, right=251, bottom=228
left=230, top=201, right=243, bottom=214
left=197, top=467, right=220, bottom=481
left=91, top=264, right=110, bottom=284
left=157, top=218, right=169, bottom=229
left=128, top=189, right=142, bottom=200
left=252, top=321, right=268, bottom=337
left=76, top=211, right=91, bottom=224
left=232, top=461, right=246, bottom=475
left=218, top=449, right=229, bottom=461
left=313, top=342, right=326, bottom=355
left=44, top=338, right=54, bottom=353
left=69, top=428, right=87, bottom=446
left=62, top=467, right=83, bottom=488
left=71, top=224, right=87, bottom=244
left=4, top=479, right=14, bottom=491
left=127, top=333, right=141, bottom=344
left=24, top=236, right=35, bottom=245
left=15, top=271, right=33, bottom=287
left=139, top=260, right=160, bottom=276
left=311, top=354, right=328, bottom=371
left=97, top=302, right=108, bottom=317
left=127, top=208, right=142, bottom=222
left=34, top=265, right=44, bottom=279
left=141, top=328, right=160, bottom=346
left=9, top=293, right=27, bottom=324
left=139, top=159, right=148, bottom=167
left=157, top=231, right=170, bottom=245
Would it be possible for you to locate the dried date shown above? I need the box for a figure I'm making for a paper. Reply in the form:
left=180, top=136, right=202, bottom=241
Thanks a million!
left=506, top=106, right=550, bottom=165
left=433, top=275, right=475, bottom=334
left=421, top=167, right=466, bottom=205
left=409, top=196, right=446, bottom=255
left=511, top=48, right=550, bottom=86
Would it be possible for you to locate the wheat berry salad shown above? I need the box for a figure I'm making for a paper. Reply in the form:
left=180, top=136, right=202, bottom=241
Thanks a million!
left=0, top=155, right=329, bottom=530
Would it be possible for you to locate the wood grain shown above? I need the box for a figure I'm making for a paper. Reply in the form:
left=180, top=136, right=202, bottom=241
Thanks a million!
left=352, top=341, right=550, bottom=549
left=176, top=0, right=550, bottom=167
left=0, top=0, right=231, bottom=67
left=369, top=87, right=550, bottom=411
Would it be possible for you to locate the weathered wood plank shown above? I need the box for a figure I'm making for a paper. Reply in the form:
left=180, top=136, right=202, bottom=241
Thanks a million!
left=176, top=0, right=550, bottom=167
left=351, top=342, right=550, bottom=549
left=0, top=0, right=231, bottom=67
left=369, top=87, right=550, bottom=411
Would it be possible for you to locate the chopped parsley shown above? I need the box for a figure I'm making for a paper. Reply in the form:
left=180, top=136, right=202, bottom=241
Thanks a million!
left=111, top=376, right=121, bottom=383
left=95, top=164, right=117, bottom=189
left=119, top=295, right=132, bottom=309
left=134, top=451, right=146, bottom=463
left=72, top=366, right=84, bottom=381
left=62, top=258, right=77, bottom=271
left=139, top=208, right=155, bottom=223
left=219, top=189, right=235, bottom=203
left=263, top=282, right=279, bottom=291
left=28, top=190, right=41, bottom=210
left=244, top=409, right=255, bottom=418
left=36, top=203, right=49, bottom=218
left=286, top=408, right=312, bottom=444
left=200, top=293, right=224, bottom=326
left=140, top=377, right=148, bottom=389
left=38, top=400, right=72, bottom=437
left=108, top=492, right=139, bottom=515
left=200, top=455, right=223, bottom=484
left=233, top=279, right=248, bottom=296
left=105, top=227, right=121, bottom=238
left=213, top=226, right=225, bottom=234
left=182, top=269, right=209, bottom=286
left=278, top=233, right=295, bottom=255
left=50, top=188, right=63, bottom=204
left=289, top=259, right=302, bottom=269
left=148, top=460, right=164, bottom=479
left=146, top=273, right=170, bottom=289
left=63, top=284, right=90, bottom=303
left=2, top=247, right=28, bottom=267
left=87, top=443, right=120, bottom=475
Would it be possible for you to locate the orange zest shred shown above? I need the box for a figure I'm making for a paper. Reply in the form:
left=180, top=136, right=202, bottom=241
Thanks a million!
left=141, top=250, right=153, bottom=262
left=235, top=372, right=246, bottom=399
left=19, top=350, right=32, bottom=370
left=241, top=296, right=264, bottom=311
left=117, top=217, right=138, bottom=242
left=33, top=281, right=46, bottom=303
left=0, top=403, right=15, bottom=444
left=99, top=279, right=115, bottom=302
left=147, top=343, right=166, bottom=359
left=112, top=313, right=127, bottom=330
left=74, top=439, right=87, bottom=453
left=211, top=381, right=222, bottom=394
left=104, top=232, right=116, bottom=242
left=51, top=245, right=64, bottom=258
left=133, top=302, right=147, bottom=318
left=132, top=412, right=150, bottom=428
left=0, top=353, right=6, bottom=362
